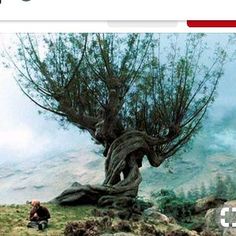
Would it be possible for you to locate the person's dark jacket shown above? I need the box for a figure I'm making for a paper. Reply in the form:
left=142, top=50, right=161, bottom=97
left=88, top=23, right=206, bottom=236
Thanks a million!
left=29, top=206, right=51, bottom=221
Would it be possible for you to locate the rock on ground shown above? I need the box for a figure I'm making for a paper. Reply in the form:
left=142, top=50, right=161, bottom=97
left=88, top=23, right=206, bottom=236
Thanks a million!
left=195, top=196, right=226, bottom=214
left=204, top=200, right=236, bottom=236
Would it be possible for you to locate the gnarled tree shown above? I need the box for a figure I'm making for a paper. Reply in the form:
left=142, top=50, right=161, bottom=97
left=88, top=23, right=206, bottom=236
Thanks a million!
left=6, top=33, right=226, bottom=206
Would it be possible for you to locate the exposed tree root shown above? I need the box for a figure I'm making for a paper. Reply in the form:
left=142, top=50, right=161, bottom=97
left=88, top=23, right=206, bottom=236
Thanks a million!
left=53, top=131, right=164, bottom=207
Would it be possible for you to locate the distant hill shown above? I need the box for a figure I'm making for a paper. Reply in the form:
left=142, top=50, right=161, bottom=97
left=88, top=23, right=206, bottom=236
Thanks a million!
left=0, top=145, right=104, bottom=204
left=0, top=136, right=235, bottom=204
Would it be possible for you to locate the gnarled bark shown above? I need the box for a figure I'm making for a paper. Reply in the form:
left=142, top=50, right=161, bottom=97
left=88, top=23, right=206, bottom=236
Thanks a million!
left=53, top=130, right=165, bottom=207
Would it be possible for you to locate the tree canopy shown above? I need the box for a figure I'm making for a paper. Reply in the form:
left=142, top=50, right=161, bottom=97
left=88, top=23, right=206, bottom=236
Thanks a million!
left=4, top=33, right=228, bottom=205
left=7, top=33, right=226, bottom=159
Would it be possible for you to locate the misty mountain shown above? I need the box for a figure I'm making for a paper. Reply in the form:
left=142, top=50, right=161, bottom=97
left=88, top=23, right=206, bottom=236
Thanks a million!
left=0, top=106, right=236, bottom=204
left=0, top=146, right=104, bottom=204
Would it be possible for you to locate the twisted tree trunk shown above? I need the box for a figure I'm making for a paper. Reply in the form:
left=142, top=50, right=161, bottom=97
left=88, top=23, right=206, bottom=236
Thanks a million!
left=53, top=131, right=164, bottom=207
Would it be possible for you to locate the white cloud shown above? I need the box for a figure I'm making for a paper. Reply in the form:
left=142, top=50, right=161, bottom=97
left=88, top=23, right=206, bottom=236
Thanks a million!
left=0, top=38, right=92, bottom=163
left=0, top=126, right=33, bottom=151
left=214, top=130, right=236, bottom=148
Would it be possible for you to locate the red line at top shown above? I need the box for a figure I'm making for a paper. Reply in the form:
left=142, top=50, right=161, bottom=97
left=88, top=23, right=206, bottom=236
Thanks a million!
left=187, top=20, right=236, bottom=27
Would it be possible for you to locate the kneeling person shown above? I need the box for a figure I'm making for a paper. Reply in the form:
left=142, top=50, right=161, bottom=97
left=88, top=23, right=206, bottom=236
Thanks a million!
left=27, top=200, right=51, bottom=230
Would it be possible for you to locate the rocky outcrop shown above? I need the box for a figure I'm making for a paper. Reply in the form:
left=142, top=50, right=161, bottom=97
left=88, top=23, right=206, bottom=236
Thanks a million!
left=143, top=206, right=171, bottom=224
left=204, top=208, right=222, bottom=235
left=65, top=195, right=236, bottom=236
left=223, top=228, right=236, bottom=236
left=194, top=196, right=226, bottom=214
left=64, top=209, right=198, bottom=236
left=204, top=200, right=236, bottom=236
left=64, top=219, right=102, bottom=236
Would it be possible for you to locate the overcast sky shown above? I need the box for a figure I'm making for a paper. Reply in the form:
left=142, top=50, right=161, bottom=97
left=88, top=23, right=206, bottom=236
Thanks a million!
left=0, top=33, right=236, bottom=165
left=0, top=34, right=93, bottom=164
left=0, top=68, right=93, bottom=164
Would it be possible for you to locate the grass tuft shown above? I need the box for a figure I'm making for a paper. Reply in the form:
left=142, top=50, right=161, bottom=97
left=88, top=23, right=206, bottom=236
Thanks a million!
left=0, top=204, right=94, bottom=236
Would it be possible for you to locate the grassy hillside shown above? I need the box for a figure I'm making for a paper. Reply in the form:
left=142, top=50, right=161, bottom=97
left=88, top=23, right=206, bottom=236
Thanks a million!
left=0, top=204, right=94, bottom=236
left=0, top=203, right=200, bottom=236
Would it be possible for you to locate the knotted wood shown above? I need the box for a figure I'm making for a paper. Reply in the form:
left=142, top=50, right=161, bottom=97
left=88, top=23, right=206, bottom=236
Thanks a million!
left=53, top=131, right=164, bottom=206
